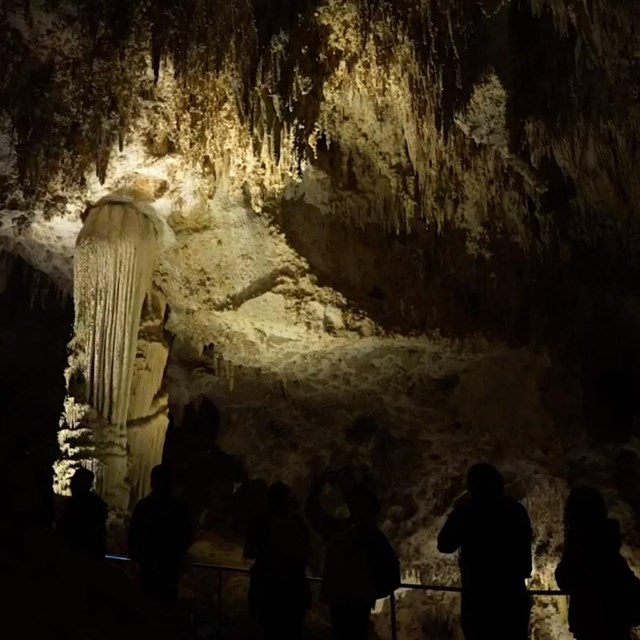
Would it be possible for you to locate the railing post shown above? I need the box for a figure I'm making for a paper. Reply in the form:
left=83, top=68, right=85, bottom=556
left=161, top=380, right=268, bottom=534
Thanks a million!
left=390, top=591, right=398, bottom=640
left=217, top=567, right=223, bottom=620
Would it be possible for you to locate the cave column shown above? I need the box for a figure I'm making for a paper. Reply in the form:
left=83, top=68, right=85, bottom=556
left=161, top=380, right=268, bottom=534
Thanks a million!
left=54, top=193, right=169, bottom=511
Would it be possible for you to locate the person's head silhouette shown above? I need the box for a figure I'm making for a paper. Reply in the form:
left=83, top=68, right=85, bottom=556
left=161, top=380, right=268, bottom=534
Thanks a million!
left=564, top=486, right=607, bottom=529
left=347, top=483, right=380, bottom=526
left=150, top=464, right=172, bottom=495
left=267, top=482, right=290, bottom=516
left=467, top=463, right=504, bottom=502
left=70, top=467, right=95, bottom=497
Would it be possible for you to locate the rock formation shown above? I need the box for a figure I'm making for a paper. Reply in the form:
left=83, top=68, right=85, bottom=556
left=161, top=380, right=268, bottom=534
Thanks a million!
left=54, top=192, right=168, bottom=510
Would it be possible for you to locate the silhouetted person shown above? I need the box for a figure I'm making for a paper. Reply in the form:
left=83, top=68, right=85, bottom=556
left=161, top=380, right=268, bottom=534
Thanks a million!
left=438, top=463, right=532, bottom=640
left=244, top=482, right=311, bottom=640
left=129, top=465, right=194, bottom=602
left=59, top=468, right=107, bottom=558
left=556, top=487, right=640, bottom=640
left=306, top=469, right=399, bottom=640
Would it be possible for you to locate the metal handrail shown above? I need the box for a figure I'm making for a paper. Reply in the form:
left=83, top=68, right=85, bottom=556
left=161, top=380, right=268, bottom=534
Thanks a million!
left=107, top=554, right=566, bottom=640
left=106, top=553, right=565, bottom=596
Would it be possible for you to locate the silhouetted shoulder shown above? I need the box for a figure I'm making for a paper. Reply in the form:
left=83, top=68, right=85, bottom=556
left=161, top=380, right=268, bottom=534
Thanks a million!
left=133, top=494, right=153, bottom=511
left=504, top=498, right=532, bottom=529
left=130, top=496, right=148, bottom=520
left=504, top=496, right=526, bottom=512
left=90, top=493, right=108, bottom=517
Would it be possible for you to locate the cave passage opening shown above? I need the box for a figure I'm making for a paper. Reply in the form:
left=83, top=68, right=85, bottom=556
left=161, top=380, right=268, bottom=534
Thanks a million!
left=0, top=253, right=72, bottom=465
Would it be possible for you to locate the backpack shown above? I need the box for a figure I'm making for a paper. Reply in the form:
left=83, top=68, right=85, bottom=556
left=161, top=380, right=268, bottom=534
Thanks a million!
left=362, top=528, right=401, bottom=599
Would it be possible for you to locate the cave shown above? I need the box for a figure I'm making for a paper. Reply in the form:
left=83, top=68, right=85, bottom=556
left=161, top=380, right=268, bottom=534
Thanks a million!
left=1, top=0, right=640, bottom=638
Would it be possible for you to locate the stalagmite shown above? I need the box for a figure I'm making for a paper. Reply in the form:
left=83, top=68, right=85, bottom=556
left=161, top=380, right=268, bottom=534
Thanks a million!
left=56, top=193, right=169, bottom=511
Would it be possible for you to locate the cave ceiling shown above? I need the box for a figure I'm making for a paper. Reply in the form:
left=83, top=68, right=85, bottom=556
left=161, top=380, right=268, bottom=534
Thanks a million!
left=1, top=0, right=638, bottom=332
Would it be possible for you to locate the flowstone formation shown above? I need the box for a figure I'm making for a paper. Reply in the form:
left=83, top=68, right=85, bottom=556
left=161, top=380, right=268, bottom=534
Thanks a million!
left=54, top=192, right=169, bottom=510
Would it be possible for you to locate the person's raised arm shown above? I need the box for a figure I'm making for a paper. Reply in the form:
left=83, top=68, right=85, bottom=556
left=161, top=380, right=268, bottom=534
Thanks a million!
left=305, top=473, right=343, bottom=541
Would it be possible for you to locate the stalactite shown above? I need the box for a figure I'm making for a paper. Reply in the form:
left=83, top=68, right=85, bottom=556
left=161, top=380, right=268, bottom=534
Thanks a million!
left=74, top=196, right=157, bottom=427
left=56, top=193, right=166, bottom=510
left=127, top=408, right=169, bottom=507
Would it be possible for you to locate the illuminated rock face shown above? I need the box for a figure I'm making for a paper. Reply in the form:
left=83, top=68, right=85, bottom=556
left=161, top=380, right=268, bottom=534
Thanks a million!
left=54, top=194, right=168, bottom=510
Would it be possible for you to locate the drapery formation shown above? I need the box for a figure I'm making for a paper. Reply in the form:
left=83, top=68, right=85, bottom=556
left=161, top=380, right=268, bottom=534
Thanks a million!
left=75, top=197, right=157, bottom=427
left=55, top=194, right=169, bottom=510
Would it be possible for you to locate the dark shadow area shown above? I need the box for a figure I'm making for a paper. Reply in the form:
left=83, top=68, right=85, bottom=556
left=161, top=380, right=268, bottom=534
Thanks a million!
left=279, top=196, right=640, bottom=458
left=556, top=487, right=640, bottom=639
left=0, top=253, right=72, bottom=460
left=0, top=434, right=189, bottom=640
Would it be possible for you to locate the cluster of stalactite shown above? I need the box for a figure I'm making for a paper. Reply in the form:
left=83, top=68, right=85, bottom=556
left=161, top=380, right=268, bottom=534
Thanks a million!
left=509, top=0, right=640, bottom=220
left=0, top=0, right=149, bottom=192
left=1, top=1, right=635, bottom=229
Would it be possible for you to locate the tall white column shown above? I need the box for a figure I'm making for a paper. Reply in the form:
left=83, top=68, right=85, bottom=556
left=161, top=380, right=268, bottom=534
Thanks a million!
left=55, top=193, right=169, bottom=511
